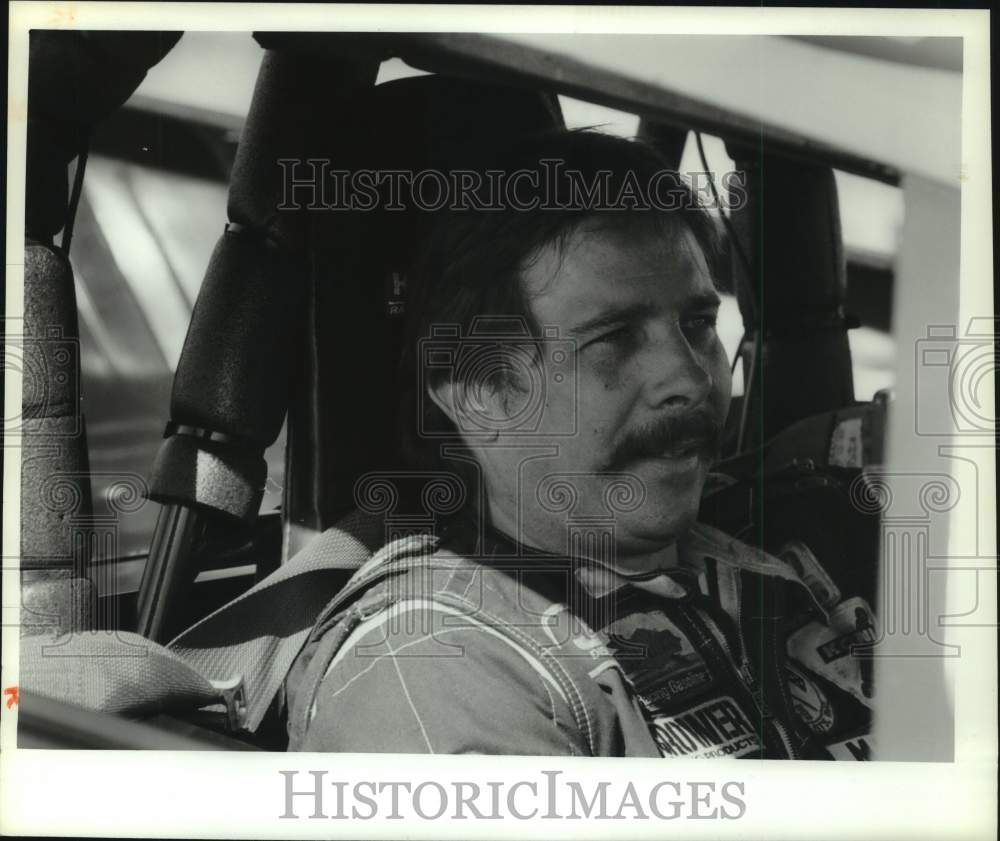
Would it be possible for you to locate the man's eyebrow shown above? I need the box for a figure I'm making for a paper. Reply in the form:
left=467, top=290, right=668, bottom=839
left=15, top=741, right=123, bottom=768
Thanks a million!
left=683, top=291, right=723, bottom=312
left=566, top=302, right=656, bottom=339
left=565, top=293, right=722, bottom=339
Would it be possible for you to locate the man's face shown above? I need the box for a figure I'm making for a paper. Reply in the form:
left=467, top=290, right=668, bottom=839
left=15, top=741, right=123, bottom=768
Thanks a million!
left=473, top=221, right=732, bottom=565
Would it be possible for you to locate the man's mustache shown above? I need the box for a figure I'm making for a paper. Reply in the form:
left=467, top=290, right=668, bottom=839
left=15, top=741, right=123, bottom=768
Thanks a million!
left=603, top=408, right=723, bottom=471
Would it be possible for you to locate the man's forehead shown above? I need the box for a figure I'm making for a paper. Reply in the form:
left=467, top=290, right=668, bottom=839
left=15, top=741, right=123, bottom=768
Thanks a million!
left=523, top=222, right=714, bottom=318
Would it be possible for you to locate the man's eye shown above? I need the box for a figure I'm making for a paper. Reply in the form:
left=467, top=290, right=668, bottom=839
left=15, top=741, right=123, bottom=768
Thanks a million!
left=684, top=314, right=718, bottom=332
left=589, top=325, right=632, bottom=348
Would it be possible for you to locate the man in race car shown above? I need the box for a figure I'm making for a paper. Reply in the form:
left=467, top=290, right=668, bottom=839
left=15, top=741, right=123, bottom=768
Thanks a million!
left=283, top=130, right=876, bottom=759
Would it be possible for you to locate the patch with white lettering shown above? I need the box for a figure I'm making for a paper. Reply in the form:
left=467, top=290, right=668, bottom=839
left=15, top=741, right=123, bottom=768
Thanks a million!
left=826, top=735, right=875, bottom=761
left=787, top=608, right=875, bottom=705
left=648, top=696, right=762, bottom=759
left=817, top=626, right=879, bottom=663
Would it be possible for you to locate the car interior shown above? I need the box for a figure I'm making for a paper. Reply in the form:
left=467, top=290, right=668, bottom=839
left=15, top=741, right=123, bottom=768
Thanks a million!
left=16, top=30, right=897, bottom=749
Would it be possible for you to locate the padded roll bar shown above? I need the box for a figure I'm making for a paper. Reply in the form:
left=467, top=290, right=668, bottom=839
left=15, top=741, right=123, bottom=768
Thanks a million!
left=20, top=31, right=181, bottom=636
left=139, top=45, right=380, bottom=642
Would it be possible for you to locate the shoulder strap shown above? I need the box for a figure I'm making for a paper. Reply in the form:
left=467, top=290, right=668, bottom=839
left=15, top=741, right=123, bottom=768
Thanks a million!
left=167, top=509, right=389, bottom=732
left=167, top=514, right=811, bottom=740
left=288, top=542, right=632, bottom=756
left=685, top=522, right=801, bottom=581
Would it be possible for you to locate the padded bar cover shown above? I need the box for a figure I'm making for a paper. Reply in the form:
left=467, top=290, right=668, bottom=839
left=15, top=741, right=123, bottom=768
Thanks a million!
left=149, top=48, right=377, bottom=521
left=168, top=228, right=301, bottom=448
left=19, top=242, right=94, bottom=633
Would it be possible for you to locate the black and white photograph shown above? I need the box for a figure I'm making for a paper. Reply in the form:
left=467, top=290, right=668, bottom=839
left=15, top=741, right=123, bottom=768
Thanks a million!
left=2, top=3, right=995, bottom=839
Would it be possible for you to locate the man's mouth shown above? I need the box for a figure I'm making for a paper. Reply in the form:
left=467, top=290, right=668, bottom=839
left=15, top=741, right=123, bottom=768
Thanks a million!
left=647, top=453, right=700, bottom=470
left=655, top=439, right=705, bottom=460
left=624, top=444, right=706, bottom=475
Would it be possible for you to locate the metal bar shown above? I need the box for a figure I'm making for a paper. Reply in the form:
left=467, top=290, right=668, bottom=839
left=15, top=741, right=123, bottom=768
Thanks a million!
left=136, top=504, right=205, bottom=642
left=391, top=33, right=901, bottom=185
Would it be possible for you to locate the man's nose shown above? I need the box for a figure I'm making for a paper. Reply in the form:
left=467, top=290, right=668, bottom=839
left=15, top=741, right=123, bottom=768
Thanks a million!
left=642, top=327, right=713, bottom=411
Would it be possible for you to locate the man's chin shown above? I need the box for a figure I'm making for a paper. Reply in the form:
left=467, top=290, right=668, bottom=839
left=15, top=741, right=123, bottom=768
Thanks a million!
left=615, top=505, right=701, bottom=555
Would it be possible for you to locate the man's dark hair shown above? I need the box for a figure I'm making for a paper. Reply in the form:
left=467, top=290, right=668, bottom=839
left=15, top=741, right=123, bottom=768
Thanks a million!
left=397, top=129, right=728, bottom=491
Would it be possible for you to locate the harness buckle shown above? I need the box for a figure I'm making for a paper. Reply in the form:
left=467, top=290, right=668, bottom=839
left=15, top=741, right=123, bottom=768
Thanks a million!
left=210, top=676, right=248, bottom=732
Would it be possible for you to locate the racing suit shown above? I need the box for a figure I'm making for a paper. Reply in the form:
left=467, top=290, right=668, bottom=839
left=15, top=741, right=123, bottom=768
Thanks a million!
left=285, top=512, right=876, bottom=759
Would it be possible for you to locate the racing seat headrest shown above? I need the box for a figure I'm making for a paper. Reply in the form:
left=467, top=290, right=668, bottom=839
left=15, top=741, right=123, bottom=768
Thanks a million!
left=313, top=74, right=565, bottom=264
left=300, top=74, right=565, bottom=524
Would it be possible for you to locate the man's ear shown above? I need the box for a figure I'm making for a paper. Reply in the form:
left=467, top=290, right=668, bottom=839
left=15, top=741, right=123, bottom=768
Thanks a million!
left=427, top=378, right=505, bottom=438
